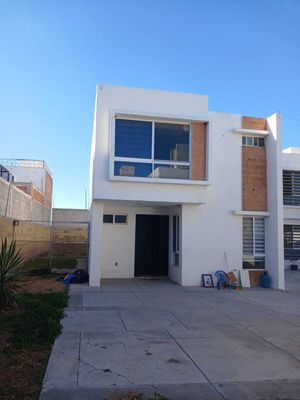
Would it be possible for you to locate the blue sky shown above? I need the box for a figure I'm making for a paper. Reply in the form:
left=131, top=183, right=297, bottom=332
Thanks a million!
left=0, top=0, right=299, bottom=208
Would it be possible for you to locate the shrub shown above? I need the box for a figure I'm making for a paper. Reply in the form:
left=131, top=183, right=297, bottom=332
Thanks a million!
left=0, top=239, right=25, bottom=310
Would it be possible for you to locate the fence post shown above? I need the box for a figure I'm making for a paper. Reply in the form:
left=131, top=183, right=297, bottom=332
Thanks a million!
left=4, top=183, right=11, bottom=217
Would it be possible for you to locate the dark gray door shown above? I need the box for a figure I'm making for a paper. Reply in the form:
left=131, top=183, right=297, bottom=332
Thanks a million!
left=134, top=215, right=169, bottom=277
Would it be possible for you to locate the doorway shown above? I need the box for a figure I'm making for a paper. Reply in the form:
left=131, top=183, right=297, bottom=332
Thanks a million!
left=134, top=215, right=169, bottom=277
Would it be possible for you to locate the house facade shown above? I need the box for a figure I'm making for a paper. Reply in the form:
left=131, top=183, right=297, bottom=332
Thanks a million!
left=89, top=84, right=284, bottom=289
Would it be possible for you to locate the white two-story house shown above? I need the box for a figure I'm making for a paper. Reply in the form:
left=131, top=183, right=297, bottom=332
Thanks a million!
left=88, top=84, right=284, bottom=289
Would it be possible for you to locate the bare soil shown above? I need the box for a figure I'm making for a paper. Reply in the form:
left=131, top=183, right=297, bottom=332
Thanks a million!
left=19, top=276, right=66, bottom=294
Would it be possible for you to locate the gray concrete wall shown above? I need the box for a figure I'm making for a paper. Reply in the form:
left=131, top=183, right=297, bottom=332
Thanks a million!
left=0, top=177, right=51, bottom=221
left=52, top=208, right=88, bottom=223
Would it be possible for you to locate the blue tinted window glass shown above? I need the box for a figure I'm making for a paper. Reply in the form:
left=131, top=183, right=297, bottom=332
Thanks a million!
left=115, top=119, right=152, bottom=158
left=155, top=123, right=189, bottom=161
left=114, top=162, right=152, bottom=178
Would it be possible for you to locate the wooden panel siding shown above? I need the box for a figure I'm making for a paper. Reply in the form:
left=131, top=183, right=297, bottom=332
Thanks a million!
left=242, top=146, right=268, bottom=211
left=191, top=122, right=206, bottom=180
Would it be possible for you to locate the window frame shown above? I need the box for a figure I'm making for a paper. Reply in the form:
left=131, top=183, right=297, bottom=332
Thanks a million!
left=284, top=224, right=300, bottom=260
left=283, top=170, right=300, bottom=207
left=103, top=214, right=114, bottom=224
left=113, top=117, right=191, bottom=179
left=114, top=214, right=128, bottom=224
left=103, top=214, right=128, bottom=225
left=242, top=136, right=265, bottom=147
left=242, top=216, right=266, bottom=269
left=109, top=111, right=211, bottom=185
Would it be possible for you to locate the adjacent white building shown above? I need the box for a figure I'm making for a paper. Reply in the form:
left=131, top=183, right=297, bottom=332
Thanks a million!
left=89, top=84, right=284, bottom=289
left=282, top=148, right=300, bottom=269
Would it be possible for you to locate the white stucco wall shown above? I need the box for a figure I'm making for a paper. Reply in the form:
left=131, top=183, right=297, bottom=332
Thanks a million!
left=101, top=202, right=176, bottom=279
left=181, top=111, right=243, bottom=286
left=265, top=113, right=284, bottom=290
left=88, top=201, right=103, bottom=286
left=90, top=85, right=210, bottom=205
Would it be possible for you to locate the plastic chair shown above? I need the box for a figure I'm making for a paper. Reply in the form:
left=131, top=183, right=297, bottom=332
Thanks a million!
left=215, top=270, right=231, bottom=290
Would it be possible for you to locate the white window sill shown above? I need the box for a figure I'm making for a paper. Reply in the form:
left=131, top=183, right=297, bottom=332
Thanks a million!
left=109, top=175, right=211, bottom=186
left=232, top=210, right=270, bottom=217
left=232, top=128, right=269, bottom=136
left=241, top=268, right=266, bottom=271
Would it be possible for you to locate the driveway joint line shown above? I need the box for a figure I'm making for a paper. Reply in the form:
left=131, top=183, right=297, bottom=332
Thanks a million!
left=167, top=329, right=226, bottom=400
left=207, top=302, right=300, bottom=364
left=76, top=331, right=82, bottom=389
left=131, top=290, right=147, bottom=306
left=167, top=310, right=190, bottom=330
left=117, top=310, right=128, bottom=331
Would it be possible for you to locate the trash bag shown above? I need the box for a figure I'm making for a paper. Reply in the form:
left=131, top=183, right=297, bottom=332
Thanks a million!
left=63, top=273, right=76, bottom=285
left=73, top=269, right=89, bottom=284
left=63, top=269, right=89, bottom=285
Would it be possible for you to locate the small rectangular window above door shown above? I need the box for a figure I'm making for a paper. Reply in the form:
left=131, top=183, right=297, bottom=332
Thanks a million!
left=103, top=214, right=113, bottom=223
left=103, top=214, right=127, bottom=224
left=114, top=215, right=127, bottom=224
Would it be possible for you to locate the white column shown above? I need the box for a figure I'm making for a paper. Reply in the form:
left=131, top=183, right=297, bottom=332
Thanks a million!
left=88, top=200, right=103, bottom=287
left=266, top=113, right=285, bottom=290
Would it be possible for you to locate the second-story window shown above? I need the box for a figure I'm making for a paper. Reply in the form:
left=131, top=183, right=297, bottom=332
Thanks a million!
left=283, top=170, right=300, bottom=206
left=114, top=118, right=190, bottom=180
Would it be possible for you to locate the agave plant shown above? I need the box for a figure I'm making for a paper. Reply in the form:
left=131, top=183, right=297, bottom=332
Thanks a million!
left=0, top=238, right=25, bottom=310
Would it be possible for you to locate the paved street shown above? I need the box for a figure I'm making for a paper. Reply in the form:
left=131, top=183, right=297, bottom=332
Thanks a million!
left=40, top=271, right=300, bottom=400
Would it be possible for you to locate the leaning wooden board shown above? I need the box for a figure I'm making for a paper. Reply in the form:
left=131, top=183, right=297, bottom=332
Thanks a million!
left=227, top=271, right=238, bottom=284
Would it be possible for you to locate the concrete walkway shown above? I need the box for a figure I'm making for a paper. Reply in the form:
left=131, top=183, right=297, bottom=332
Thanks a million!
left=40, top=271, right=300, bottom=400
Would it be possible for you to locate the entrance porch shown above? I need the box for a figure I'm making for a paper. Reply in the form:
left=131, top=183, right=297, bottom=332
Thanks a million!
left=88, top=200, right=182, bottom=286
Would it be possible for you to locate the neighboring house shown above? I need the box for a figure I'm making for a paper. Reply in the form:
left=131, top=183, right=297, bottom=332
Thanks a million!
left=282, top=148, right=300, bottom=269
left=1, top=158, right=53, bottom=209
left=89, top=84, right=283, bottom=288
left=0, top=158, right=53, bottom=221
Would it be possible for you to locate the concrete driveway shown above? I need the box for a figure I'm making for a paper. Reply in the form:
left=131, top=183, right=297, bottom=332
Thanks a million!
left=40, top=271, right=300, bottom=400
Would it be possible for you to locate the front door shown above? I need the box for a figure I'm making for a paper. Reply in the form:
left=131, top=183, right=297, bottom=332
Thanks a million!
left=134, top=215, right=169, bottom=277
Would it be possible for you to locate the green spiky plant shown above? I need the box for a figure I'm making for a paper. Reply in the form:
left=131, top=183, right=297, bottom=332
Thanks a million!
left=0, top=238, right=25, bottom=310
